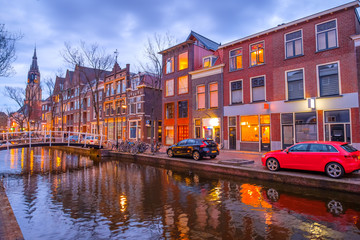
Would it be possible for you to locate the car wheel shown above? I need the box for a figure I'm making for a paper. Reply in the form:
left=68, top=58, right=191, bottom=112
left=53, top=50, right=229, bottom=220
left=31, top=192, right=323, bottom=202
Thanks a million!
left=192, top=151, right=201, bottom=161
left=210, top=155, right=217, bottom=159
left=327, top=200, right=343, bottom=216
left=266, top=158, right=280, bottom=171
left=167, top=149, right=174, bottom=158
left=266, top=188, right=279, bottom=202
left=325, top=162, right=344, bottom=178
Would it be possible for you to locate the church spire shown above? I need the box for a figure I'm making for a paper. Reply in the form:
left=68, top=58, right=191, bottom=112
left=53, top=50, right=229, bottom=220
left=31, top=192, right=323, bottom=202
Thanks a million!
left=30, top=46, right=39, bottom=72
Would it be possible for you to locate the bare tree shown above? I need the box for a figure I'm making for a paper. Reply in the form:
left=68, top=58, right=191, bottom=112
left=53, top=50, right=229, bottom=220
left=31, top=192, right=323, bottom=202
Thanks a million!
left=0, top=24, right=22, bottom=77
left=61, top=41, right=113, bottom=134
left=4, top=84, right=41, bottom=130
left=139, top=33, right=176, bottom=147
left=43, top=77, right=57, bottom=131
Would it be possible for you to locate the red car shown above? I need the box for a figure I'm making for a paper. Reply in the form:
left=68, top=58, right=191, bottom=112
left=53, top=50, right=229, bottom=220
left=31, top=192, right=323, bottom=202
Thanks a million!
left=261, top=141, right=360, bottom=178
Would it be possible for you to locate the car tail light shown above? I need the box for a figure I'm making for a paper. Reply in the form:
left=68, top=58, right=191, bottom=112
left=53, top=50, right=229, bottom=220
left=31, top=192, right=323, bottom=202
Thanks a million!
left=344, top=155, right=357, bottom=160
left=200, top=141, right=207, bottom=148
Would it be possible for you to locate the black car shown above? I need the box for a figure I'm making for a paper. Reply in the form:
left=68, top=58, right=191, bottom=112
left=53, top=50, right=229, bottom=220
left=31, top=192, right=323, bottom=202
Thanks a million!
left=167, top=139, right=219, bottom=160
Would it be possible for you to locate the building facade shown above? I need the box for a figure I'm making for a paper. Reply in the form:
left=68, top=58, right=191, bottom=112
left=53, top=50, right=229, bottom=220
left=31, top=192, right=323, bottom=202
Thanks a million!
left=160, top=31, right=220, bottom=145
left=220, top=1, right=360, bottom=151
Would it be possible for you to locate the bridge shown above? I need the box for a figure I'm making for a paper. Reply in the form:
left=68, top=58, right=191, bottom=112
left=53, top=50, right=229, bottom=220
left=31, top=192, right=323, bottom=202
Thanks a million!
left=0, top=130, right=107, bottom=151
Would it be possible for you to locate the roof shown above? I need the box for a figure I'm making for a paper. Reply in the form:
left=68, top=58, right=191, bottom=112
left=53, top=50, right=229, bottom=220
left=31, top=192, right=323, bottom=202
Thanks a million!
left=187, top=31, right=220, bottom=51
left=159, top=31, right=220, bottom=54
left=220, top=1, right=359, bottom=49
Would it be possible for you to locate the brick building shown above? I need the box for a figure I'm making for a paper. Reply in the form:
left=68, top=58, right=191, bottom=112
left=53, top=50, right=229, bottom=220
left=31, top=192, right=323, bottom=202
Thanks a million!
left=160, top=31, right=220, bottom=145
left=103, top=63, right=130, bottom=141
left=220, top=1, right=360, bottom=151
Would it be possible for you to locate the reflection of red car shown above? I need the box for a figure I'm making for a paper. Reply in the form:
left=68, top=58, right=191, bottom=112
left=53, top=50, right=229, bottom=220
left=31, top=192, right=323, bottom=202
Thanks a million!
left=263, top=188, right=360, bottom=232
left=261, top=141, right=360, bottom=178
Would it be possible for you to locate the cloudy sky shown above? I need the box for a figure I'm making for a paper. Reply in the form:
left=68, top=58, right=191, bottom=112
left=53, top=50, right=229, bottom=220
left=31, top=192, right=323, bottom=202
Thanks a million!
left=0, top=0, right=356, bottom=110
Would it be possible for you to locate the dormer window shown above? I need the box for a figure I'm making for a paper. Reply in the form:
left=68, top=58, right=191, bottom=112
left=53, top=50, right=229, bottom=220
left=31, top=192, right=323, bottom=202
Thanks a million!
left=203, top=56, right=217, bottom=68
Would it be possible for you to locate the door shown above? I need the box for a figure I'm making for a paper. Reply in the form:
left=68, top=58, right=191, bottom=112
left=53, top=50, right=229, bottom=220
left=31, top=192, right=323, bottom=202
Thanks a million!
left=229, top=127, right=236, bottom=150
left=330, top=124, right=344, bottom=142
left=282, top=125, right=294, bottom=149
left=261, top=125, right=270, bottom=151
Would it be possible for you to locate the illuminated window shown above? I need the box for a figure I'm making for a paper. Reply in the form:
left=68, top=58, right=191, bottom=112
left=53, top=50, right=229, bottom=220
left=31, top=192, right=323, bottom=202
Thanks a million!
left=178, top=52, right=188, bottom=70
left=178, top=101, right=188, bottom=118
left=178, top=76, right=188, bottom=94
left=203, top=57, right=211, bottom=68
left=165, top=103, right=174, bottom=119
left=251, top=76, right=265, bottom=102
left=316, top=20, right=337, bottom=51
left=318, top=63, right=339, bottom=97
left=231, top=81, right=242, bottom=104
left=165, top=126, right=174, bottom=145
left=250, top=42, right=264, bottom=66
left=166, top=57, right=174, bottom=74
left=165, top=79, right=174, bottom=96
left=287, top=69, right=304, bottom=100
left=229, top=48, right=243, bottom=71
left=285, top=30, right=303, bottom=58
left=197, top=85, right=205, bottom=109
left=209, top=83, right=218, bottom=108
left=241, top=115, right=259, bottom=142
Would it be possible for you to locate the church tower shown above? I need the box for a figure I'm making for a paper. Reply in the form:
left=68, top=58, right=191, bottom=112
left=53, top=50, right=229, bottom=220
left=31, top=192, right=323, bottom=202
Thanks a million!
left=25, top=47, right=42, bottom=128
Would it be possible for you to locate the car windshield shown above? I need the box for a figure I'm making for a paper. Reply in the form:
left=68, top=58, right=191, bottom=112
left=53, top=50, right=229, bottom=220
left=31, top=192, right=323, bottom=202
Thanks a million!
left=341, top=144, right=358, bottom=153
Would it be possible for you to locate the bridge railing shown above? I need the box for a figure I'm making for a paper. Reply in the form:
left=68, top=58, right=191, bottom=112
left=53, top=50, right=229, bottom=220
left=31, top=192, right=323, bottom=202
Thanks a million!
left=0, top=130, right=107, bottom=150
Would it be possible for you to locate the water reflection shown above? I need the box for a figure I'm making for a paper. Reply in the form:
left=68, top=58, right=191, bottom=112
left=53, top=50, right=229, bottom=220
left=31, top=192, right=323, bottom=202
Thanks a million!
left=0, top=148, right=359, bottom=239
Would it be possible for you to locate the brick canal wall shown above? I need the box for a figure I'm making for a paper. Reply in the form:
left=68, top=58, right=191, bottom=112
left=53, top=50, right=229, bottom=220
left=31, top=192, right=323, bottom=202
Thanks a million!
left=108, top=152, right=360, bottom=194
left=0, top=181, right=24, bottom=240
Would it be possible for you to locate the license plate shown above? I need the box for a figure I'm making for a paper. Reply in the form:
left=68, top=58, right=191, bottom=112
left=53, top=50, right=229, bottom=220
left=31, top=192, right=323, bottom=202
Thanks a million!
left=212, top=150, right=217, bottom=153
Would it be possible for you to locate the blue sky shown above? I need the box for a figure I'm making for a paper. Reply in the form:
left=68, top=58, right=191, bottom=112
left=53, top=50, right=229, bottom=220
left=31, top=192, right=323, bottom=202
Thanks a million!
left=0, top=0, right=356, bottom=110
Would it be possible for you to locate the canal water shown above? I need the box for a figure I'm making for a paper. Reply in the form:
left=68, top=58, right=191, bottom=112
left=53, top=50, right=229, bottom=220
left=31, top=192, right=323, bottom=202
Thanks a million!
left=0, top=147, right=360, bottom=239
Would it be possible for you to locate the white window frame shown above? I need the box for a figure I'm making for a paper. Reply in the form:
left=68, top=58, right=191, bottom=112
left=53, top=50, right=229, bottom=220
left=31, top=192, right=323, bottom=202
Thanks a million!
left=285, top=68, right=305, bottom=101
left=250, top=75, right=266, bottom=102
left=284, top=29, right=303, bottom=59
left=229, top=47, right=243, bottom=71
left=229, top=79, right=243, bottom=105
left=249, top=41, right=265, bottom=67
left=316, top=60, right=341, bottom=97
left=315, top=19, right=338, bottom=52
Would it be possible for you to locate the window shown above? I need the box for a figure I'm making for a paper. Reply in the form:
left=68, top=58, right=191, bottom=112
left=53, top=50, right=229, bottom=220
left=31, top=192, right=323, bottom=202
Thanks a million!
left=287, top=69, right=304, bottom=100
left=241, top=115, right=259, bottom=142
left=178, top=52, right=188, bottom=70
left=209, top=83, right=218, bottom=108
left=166, top=57, right=174, bottom=74
left=316, top=20, right=337, bottom=51
left=231, top=81, right=242, bottom=104
left=295, top=112, right=317, bottom=142
left=197, top=85, right=205, bottom=109
left=250, top=42, right=264, bottom=66
left=318, top=63, right=339, bottom=97
left=129, top=121, right=137, bottom=139
left=178, top=101, right=188, bottom=118
left=117, top=82, right=121, bottom=94
left=203, top=57, right=211, bottom=68
left=251, top=76, right=265, bottom=102
left=165, top=126, right=174, bottom=145
left=309, top=144, right=337, bottom=152
left=178, top=76, right=188, bottom=94
left=285, top=30, right=303, bottom=58
left=137, top=102, right=142, bottom=113
left=131, top=77, right=140, bottom=90
left=229, top=48, right=243, bottom=71
left=129, top=98, right=136, bottom=114
left=165, top=79, right=174, bottom=96
left=195, top=119, right=201, bottom=138
left=289, top=144, right=309, bottom=152
left=165, top=103, right=174, bottom=119
left=99, top=91, right=102, bottom=101
left=122, top=80, right=127, bottom=93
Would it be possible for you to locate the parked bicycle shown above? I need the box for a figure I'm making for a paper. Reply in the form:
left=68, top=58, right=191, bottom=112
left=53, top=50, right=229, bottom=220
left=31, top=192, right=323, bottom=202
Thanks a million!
left=150, top=141, right=162, bottom=154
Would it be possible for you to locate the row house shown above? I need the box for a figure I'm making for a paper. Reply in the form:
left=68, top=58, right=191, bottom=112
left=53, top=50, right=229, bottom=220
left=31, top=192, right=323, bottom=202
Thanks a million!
left=103, top=63, right=130, bottom=141
left=219, top=1, right=360, bottom=151
left=127, top=72, right=162, bottom=143
left=160, top=31, right=220, bottom=145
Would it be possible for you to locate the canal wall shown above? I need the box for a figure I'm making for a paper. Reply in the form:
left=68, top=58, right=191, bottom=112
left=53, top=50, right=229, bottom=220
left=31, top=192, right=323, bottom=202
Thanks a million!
left=109, top=152, right=360, bottom=194
left=0, top=181, right=24, bottom=240
left=49, top=146, right=109, bottom=158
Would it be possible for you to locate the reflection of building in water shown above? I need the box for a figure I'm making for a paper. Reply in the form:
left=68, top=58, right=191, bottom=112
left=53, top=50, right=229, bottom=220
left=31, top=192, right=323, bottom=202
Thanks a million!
left=8, top=147, right=94, bottom=174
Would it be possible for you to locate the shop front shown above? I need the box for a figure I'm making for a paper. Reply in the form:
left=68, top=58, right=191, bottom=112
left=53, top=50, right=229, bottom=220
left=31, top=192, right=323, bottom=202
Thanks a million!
left=200, top=118, right=221, bottom=143
left=240, top=115, right=270, bottom=152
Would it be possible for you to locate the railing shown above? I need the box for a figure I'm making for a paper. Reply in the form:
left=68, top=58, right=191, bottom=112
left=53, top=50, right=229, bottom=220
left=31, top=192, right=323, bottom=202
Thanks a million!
left=0, top=130, right=107, bottom=150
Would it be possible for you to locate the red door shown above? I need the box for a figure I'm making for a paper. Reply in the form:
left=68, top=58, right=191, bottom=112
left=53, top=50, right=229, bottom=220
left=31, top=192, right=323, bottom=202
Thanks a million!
left=178, top=125, right=189, bottom=142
